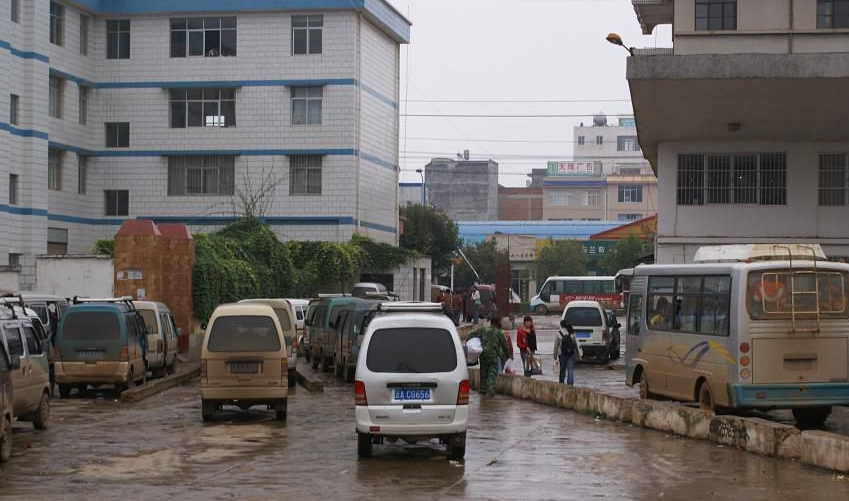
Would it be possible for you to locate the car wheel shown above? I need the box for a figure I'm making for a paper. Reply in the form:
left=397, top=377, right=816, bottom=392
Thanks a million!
left=202, top=399, right=216, bottom=422
left=534, top=305, right=548, bottom=315
left=166, top=362, right=177, bottom=375
left=154, top=366, right=167, bottom=379
left=638, top=369, right=651, bottom=400
left=32, top=392, right=50, bottom=430
left=793, top=406, right=832, bottom=430
left=275, top=399, right=288, bottom=421
left=0, top=417, right=11, bottom=463
left=448, top=432, right=466, bottom=460
left=288, top=368, right=297, bottom=388
left=58, top=384, right=72, bottom=399
left=698, top=381, right=715, bottom=411
left=357, top=432, right=373, bottom=458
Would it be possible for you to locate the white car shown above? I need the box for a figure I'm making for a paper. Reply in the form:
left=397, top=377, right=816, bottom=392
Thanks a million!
left=561, top=300, right=619, bottom=362
left=354, top=302, right=469, bottom=459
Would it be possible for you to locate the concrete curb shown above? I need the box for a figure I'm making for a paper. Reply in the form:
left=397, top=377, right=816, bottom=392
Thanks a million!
left=296, top=367, right=324, bottom=392
left=470, top=368, right=849, bottom=473
left=120, top=364, right=200, bottom=403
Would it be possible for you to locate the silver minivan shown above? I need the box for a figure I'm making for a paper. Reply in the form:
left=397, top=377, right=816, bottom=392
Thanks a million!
left=354, top=303, right=469, bottom=459
left=134, top=301, right=179, bottom=378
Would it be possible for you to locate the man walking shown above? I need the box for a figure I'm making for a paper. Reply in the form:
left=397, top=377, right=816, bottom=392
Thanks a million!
left=469, top=317, right=507, bottom=397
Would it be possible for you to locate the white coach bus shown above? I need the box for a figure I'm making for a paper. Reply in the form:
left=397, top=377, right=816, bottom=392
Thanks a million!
left=624, top=244, right=849, bottom=428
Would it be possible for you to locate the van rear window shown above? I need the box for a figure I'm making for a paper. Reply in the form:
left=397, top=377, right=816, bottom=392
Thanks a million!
left=207, top=316, right=281, bottom=352
left=138, top=310, right=158, bottom=333
left=366, top=328, right=457, bottom=374
left=62, top=312, right=121, bottom=341
left=565, top=307, right=603, bottom=327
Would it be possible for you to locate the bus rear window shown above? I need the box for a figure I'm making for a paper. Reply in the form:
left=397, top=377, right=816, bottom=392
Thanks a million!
left=61, top=312, right=121, bottom=341
left=207, top=316, right=281, bottom=352
left=747, top=270, right=849, bottom=319
left=565, top=307, right=603, bottom=327
left=366, top=328, right=458, bottom=373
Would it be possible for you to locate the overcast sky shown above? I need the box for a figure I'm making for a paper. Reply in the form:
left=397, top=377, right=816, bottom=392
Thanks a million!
left=387, top=0, right=672, bottom=187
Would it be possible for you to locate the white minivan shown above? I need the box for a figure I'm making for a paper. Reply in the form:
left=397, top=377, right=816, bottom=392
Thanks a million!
left=561, top=300, right=619, bottom=363
left=354, top=302, right=469, bottom=459
left=134, top=301, right=179, bottom=378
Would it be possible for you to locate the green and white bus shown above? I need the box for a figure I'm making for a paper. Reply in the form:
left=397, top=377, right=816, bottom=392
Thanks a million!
left=625, top=245, right=849, bottom=428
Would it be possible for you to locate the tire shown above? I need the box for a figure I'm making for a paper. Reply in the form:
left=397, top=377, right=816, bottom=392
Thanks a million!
left=275, top=399, right=288, bottom=421
left=448, top=432, right=466, bottom=460
left=0, top=417, right=10, bottom=463
left=321, top=356, right=332, bottom=373
left=58, top=384, right=72, bottom=399
left=357, top=432, right=373, bottom=458
left=202, top=399, right=216, bottom=422
left=698, top=380, right=714, bottom=411
left=792, top=406, right=832, bottom=429
left=153, top=366, right=167, bottom=379
left=534, top=305, right=548, bottom=315
left=32, top=392, right=50, bottom=430
left=638, top=369, right=651, bottom=400
left=288, top=368, right=297, bottom=388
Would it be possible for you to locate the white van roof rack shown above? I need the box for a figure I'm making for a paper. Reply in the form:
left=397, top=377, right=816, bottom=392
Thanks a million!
left=317, top=293, right=351, bottom=298
left=693, top=244, right=827, bottom=263
left=376, top=302, right=443, bottom=313
left=72, top=296, right=137, bottom=310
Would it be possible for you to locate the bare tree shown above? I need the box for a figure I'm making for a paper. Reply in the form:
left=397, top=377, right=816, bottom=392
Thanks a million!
left=231, top=161, right=289, bottom=219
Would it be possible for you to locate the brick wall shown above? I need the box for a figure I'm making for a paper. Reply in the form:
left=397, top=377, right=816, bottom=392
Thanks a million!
left=498, top=187, right=543, bottom=221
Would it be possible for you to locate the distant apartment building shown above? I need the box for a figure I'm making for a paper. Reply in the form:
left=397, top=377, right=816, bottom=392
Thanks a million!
left=2, top=0, right=409, bottom=290
left=629, top=0, right=849, bottom=263
left=399, top=182, right=424, bottom=206
left=498, top=186, right=543, bottom=221
left=424, top=156, right=499, bottom=221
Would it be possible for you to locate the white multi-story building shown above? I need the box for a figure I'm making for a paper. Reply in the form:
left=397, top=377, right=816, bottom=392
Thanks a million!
left=628, top=0, right=849, bottom=263
left=2, top=0, right=409, bottom=289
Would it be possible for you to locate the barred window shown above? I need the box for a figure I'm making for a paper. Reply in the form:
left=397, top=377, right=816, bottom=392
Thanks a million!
left=677, top=153, right=786, bottom=206
left=818, top=0, right=849, bottom=29
left=695, top=0, right=737, bottom=31
left=170, top=17, right=237, bottom=57
left=617, top=136, right=639, bottom=152
left=290, top=155, right=322, bottom=195
left=291, top=87, right=322, bottom=125
left=168, top=156, right=235, bottom=196
left=618, top=184, right=643, bottom=203
left=106, top=20, right=130, bottom=59
left=50, top=2, right=64, bottom=45
left=548, top=192, right=572, bottom=206
left=170, top=89, right=236, bottom=128
left=819, top=154, right=848, bottom=206
left=584, top=190, right=601, bottom=206
left=292, top=15, right=323, bottom=55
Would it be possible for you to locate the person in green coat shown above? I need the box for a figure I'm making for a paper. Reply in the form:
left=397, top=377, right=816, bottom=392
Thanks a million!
left=469, top=317, right=508, bottom=397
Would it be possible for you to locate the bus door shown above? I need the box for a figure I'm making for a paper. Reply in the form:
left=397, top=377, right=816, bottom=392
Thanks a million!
left=625, top=287, right=645, bottom=384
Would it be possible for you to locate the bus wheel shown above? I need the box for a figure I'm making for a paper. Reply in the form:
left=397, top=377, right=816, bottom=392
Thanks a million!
left=698, top=381, right=715, bottom=411
left=792, top=406, right=832, bottom=430
left=534, top=305, right=548, bottom=315
left=638, top=370, right=651, bottom=400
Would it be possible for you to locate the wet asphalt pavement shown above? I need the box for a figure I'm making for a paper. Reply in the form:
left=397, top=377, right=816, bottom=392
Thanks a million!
left=1, top=372, right=848, bottom=500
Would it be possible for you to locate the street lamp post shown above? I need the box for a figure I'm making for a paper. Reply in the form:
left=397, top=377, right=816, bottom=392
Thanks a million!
left=606, top=32, right=635, bottom=56
left=415, top=168, right=425, bottom=205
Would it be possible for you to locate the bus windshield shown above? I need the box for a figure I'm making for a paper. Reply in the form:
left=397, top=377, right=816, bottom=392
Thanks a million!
left=747, top=269, right=849, bottom=319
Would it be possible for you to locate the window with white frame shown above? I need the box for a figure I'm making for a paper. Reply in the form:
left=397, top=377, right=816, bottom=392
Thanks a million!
left=78, top=155, right=87, bottom=195
left=10, top=94, right=19, bottom=125
left=818, top=0, right=849, bottom=28
left=291, top=87, right=322, bottom=125
left=617, top=135, right=639, bottom=152
left=106, top=20, right=130, bottom=59
left=11, top=0, right=19, bottom=23
left=618, top=184, right=643, bottom=203
left=80, top=14, right=89, bottom=55
left=677, top=153, right=786, bottom=206
left=548, top=192, right=572, bottom=206
left=167, top=156, right=235, bottom=196
left=170, top=17, right=237, bottom=57
left=819, top=154, right=848, bottom=206
left=9, top=174, right=18, bottom=205
left=170, top=89, right=236, bottom=128
left=618, top=213, right=642, bottom=222
left=49, top=76, right=63, bottom=119
left=78, top=85, right=88, bottom=125
left=695, top=0, right=737, bottom=31
left=292, top=15, right=323, bottom=54
left=104, top=190, right=128, bottom=216
left=290, top=155, right=323, bottom=195
left=583, top=190, right=601, bottom=206
left=50, top=2, right=64, bottom=45
left=48, top=149, right=62, bottom=191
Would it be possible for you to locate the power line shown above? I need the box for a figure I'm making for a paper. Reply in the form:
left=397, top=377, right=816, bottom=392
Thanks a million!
left=401, top=113, right=636, bottom=118
left=403, top=99, right=632, bottom=104
left=406, top=136, right=579, bottom=144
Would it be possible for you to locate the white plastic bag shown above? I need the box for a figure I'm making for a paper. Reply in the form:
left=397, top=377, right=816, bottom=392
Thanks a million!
left=466, top=337, right=483, bottom=365
left=504, top=359, right=516, bottom=374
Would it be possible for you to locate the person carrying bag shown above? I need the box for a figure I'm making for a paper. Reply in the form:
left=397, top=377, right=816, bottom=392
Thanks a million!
left=553, top=320, right=581, bottom=386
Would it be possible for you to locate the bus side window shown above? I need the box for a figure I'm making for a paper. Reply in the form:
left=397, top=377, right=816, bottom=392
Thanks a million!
left=627, top=295, right=643, bottom=336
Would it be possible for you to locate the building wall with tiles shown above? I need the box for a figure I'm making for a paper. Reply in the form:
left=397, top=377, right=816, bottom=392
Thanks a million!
left=1, top=1, right=408, bottom=288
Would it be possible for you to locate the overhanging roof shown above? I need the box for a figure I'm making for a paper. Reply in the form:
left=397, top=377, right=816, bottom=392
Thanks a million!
left=627, top=53, right=849, bottom=170
left=632, top=0, right=673, bottom=35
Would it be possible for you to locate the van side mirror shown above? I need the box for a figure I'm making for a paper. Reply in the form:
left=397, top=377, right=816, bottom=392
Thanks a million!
left=10, top=355, right=21, bottom=370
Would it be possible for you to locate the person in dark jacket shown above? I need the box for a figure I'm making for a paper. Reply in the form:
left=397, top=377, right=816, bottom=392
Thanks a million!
left=553, top=320, right=579, bottom=385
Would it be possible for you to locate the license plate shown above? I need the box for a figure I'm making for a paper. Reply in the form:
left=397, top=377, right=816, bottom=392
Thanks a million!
left=229, top=362, right=260, bottom=374
left=785, top=359, right=815, bottom=372
left=394, top=388, right=431, bottom=401
left=77, top=350, right=103, bottom=359
left=576, top=332, right=592, bottom=339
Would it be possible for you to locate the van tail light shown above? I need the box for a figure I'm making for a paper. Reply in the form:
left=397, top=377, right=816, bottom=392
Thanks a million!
left=457, top=379, right=470, bottom=405
left=740, top=342, right=750, bottom=354
left=200, top=360, right=207, bottom=380
left=54, top=346, right=62, bottom=362
left=603, top=329, right=609, bottom=343
left=282, top=358, right=289, bottom=383
left=292, top=336, right=298, bottom=350
left=354, top=380, right=368, bottom=406
left=156, top=340, right=164, bottom=353
left=119, top=346, right=129, bottom=362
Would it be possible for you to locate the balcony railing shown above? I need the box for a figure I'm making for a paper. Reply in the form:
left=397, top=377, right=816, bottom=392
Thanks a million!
left=632, top=47, right=674, bottom=56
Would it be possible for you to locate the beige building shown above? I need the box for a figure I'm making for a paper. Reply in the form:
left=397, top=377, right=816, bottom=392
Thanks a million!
left=542, top=165, right=658, bottom=222
left=629, top=0, right=849, bottom=263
